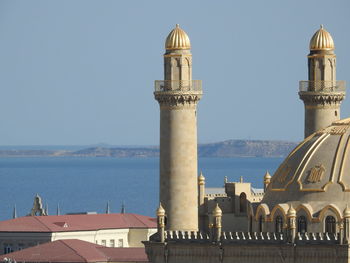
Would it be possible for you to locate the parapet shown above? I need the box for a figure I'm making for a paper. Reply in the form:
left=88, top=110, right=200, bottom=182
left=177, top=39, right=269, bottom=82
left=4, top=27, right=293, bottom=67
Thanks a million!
left=158, top=231, right=340, bottom=245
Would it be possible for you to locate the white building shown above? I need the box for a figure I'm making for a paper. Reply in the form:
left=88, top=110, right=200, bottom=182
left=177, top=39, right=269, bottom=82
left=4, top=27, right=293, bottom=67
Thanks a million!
left=0, top=213, right=156, bottom=254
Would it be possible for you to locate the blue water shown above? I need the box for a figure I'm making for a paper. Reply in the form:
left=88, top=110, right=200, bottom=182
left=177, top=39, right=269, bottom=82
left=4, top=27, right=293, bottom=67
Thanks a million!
left=0, top=157, right=283, bottom=221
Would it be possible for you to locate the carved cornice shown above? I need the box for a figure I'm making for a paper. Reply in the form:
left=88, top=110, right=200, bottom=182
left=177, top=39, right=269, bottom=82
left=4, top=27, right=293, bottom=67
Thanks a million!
left=154, top=91, right=202, bottom=108
left=299, top=91, right=345, bottom=106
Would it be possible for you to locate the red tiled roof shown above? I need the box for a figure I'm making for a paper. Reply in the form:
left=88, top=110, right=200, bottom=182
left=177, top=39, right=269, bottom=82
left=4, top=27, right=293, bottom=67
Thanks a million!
left=0, top=213, right=156, bottom=232
left=1, top=239, right=149, bottom=262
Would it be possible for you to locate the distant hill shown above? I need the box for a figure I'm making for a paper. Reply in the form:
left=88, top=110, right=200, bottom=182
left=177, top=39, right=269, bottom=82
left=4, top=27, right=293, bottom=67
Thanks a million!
left=198, top=140, right=297, bottom=158
left=0, top=140, right=298, bottom=158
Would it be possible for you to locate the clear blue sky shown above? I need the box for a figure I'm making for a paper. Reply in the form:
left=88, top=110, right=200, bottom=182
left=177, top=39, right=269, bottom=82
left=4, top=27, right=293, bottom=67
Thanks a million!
left=0, top=0, right=349, bottom=145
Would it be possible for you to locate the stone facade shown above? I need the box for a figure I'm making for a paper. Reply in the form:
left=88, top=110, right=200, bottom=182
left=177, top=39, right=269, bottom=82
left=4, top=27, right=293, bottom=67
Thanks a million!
left=144, top=25, right=350, bottom=263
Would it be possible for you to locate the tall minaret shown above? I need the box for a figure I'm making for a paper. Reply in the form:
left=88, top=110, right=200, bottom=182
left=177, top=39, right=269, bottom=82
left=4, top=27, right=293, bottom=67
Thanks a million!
left=299, top=25, right=346, bottom=138
left=154, top=24, right=202, bottom=231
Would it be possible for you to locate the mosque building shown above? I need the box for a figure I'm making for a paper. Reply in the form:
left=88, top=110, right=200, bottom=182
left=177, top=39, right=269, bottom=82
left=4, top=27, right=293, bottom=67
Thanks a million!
left=144, top=25, right=350, bottom=262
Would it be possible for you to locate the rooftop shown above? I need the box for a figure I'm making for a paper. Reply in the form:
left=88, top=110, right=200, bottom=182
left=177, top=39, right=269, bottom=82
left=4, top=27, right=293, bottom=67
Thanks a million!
left=1, top=239, right=148, bottom=263
left=0, top=213, right=156, bottom=233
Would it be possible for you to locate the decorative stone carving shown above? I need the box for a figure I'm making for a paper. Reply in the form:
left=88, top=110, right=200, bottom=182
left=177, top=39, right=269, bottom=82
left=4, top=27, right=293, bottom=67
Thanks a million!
left=154, top=92, right=202, bottom=108
left=28, top=194, right=47, bottom=216
left=299, top=93, right=345, bottom=106
left=307, top=165, right=325, bottom=183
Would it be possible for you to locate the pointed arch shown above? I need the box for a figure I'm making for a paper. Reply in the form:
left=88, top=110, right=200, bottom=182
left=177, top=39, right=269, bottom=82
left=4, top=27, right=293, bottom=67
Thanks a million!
left=270, top=204, right=289, bottom=222
left=296, top=203, right=314, bottom=222
left=255, top=203, right=270, bottom=221
left=318, top=204, right=342, bottom=222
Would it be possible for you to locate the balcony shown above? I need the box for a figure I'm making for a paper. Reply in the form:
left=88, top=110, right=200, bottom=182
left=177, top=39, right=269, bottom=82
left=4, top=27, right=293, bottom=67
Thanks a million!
left=299, top=81, right=346, bottom=93
left=154, top=80, right=202, bottom=92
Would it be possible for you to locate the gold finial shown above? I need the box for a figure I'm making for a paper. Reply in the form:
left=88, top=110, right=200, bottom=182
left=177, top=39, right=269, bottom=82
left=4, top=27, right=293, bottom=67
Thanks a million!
left=165, top=24, right=191, bottom=50
left=264, top=171, right=271, bottom=180
left=213, top=203, right=222, bottom=217
left=198, top=171, right=205, bottom=185
left=156, top=203, right=165, bottom=217
left=309, top=25, right=335, bottom=51
left=240, top=176, right=243, bottom=183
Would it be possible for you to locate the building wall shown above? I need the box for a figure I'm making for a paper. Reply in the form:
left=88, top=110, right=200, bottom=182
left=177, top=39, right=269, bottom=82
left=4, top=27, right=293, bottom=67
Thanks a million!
left=0, top=232, right=51, bottom=254
left=128, top=229, right=157, bottom=247
left=52, top=229, right=129, bottom=247
left=0, top=227, right=156, bottom=254
left=144, top=242, right=350, bottom=263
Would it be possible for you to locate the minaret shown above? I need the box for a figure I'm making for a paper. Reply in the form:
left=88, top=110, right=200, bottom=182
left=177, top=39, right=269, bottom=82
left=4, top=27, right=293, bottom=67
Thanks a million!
left=154, top=24, right=202, bottom=231
left=299, top=25, right=346, bottom=138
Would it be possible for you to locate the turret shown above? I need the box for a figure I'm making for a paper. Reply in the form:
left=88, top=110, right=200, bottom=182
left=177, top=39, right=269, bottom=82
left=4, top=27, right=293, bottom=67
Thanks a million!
left=156, top=203, right=166, bottom=242
left=212, top=203, right=222, bottom=242
left=154, top=24, right=202, bottom=231
left=263, top=171, right=271, bottom=192
left=198, top=172, right=205, bottom=208
left=287, top=205, right=296, bottom=243
left=299, top=25, right=346, bottom=138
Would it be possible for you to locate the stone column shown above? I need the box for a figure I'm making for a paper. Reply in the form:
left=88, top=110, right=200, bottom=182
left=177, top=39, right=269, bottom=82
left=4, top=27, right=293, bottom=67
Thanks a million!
left=343, top=206, right=350, bottom=244
left=198, top=172, right=206, bottom=231
left=287, top=205, right=296, bottom=243
left=198, top=172, right=205, bottom=209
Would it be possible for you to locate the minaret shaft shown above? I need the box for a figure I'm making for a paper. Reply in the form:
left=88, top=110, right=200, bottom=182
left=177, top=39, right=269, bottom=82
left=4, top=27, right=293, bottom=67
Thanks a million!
left=159, top=106, right=198, bottom=231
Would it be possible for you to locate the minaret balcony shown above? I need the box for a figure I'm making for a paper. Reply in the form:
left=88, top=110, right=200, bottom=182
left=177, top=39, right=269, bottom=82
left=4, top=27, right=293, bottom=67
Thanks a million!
left=155, top=80, right=202, bottom=92
left=299, top=81, right=346, bottom=93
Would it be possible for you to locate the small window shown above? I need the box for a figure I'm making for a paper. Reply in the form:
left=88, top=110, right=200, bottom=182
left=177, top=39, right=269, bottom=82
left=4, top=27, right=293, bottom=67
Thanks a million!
left=259, top=215, right=264, bottom=232
left=239, top=193, right=247, bottom=213
left=275, top=215, right=283, bottom=233
left=298, top=216, right=307, bottom=233
left=325, top=216, right=336, bottom=234
left=18, top=243, right=24, bottom=251
left=3, top=244, right=13, bottom=254
left=335, top=110, right=338, bottom=117
left=110, top=239, right=115, bottom=247
left=118, top=239, right=123, bottom=247
left=101, top=240, right=106, bottom=246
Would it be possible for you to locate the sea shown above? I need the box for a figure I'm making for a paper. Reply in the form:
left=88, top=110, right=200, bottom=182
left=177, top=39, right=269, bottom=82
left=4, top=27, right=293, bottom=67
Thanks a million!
left=0, top=157, right=283, bottom=221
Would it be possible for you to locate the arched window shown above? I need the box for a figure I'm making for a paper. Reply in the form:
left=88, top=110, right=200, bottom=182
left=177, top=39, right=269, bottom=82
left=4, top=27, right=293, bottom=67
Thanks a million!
left=298, top=216, right=307, bottom=233
left=259, top=215, right=264, bottom=232
left=239, top=193, right=247, bottom=213
left=275, top=215, right=283, bottom=233
left=325, top=216, right=336, bottom=234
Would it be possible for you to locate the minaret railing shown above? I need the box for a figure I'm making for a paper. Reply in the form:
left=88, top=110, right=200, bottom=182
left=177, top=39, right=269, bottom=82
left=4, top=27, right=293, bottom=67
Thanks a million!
left=299, top=80, right=346, bottom=92
left=155, top=80, right=202, bottom=92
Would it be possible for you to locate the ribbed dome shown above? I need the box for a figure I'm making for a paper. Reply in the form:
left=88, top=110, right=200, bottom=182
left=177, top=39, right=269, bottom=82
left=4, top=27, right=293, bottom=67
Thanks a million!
left=309, top=25, right=335, bottom=51
left=263, top=118, right=350, bottom=211
left=165, top=24, right=191, bottom=50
